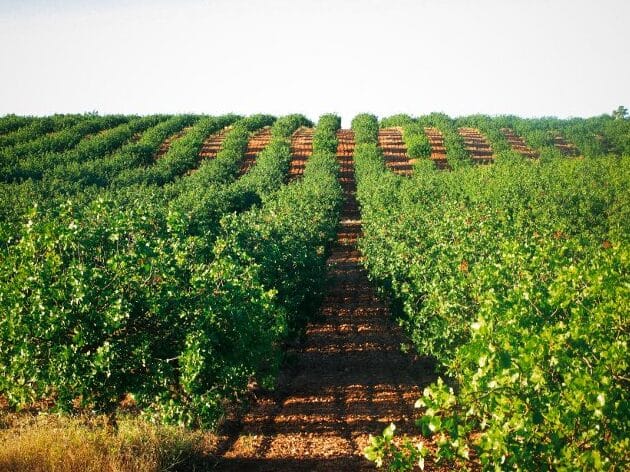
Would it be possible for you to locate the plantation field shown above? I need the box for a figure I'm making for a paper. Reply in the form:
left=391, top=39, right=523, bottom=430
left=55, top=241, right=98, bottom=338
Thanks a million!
left=0, top=112, right=628, bottom=471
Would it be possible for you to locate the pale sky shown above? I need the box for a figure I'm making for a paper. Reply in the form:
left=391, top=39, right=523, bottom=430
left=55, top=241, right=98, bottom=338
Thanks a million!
left=1, top=0, right=629, bottom=124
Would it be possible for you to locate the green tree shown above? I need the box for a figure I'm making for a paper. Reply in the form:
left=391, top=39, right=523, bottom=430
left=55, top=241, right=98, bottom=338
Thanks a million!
left=612, top=105, right=628, bottom=119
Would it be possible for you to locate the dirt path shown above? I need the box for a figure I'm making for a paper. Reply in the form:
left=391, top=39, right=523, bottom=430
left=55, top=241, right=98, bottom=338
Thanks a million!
left=154, top=126, right=193, bottom=159
left=424, top=127, right=449, bottom=169
left=216, top=129, right=436, bottom=471
left=198, top=127, right=230, bottom=160
left=239, top=127, right=273, bottom=175
left=378, top=127, right=413, bottom=176
left=553, top=134, right=579, bottom=156
left=184, top=127, right=231, bottom=176
left=288, top=127, right=314, bottom=181
left=458, top=127, right=493, bottom=163
left=500, top=128, right=539, bottom=158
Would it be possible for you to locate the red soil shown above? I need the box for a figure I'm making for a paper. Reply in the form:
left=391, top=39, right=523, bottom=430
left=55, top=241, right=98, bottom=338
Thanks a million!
left=423, top=127, right=449, bottom=170
left=288, top=127, right=314, bottom=181
left=198, top=127, right=231, bottom=160
left=458, top=127, right=493, bottom=163
left=553, top=135, right=580, bottom=156
left=378, top=127, right=414, bottom=176
left=239, top=127, right=273, bottom=176
left=214, top=129, right=439, bottom=471
left=154, top=127, right=192, bottom=159
left=500, top=128, right=539, bottom=158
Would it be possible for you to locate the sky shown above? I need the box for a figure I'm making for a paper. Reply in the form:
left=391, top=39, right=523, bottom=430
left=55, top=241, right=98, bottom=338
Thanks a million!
left=0, top=0, right=629, bottom=124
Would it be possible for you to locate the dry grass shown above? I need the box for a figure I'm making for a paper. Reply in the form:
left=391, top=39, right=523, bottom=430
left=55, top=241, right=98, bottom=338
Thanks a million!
left=0, top=413, right=213, bottom=472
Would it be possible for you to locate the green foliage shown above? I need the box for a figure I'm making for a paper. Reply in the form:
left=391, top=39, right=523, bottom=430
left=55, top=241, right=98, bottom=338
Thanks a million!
left=0, top=116, right=217, bottom=235
left=202, top=114, right=275, bottom=175
left=0, top=197, right=282, bottom=428
left=112, top=114, right=250, bottom=187
left=603, top=117, right=630, bottom=155
left=0, top=114, right=85, bottom=149
left=403, top=125, right=431, bottom=160
left=0, top=115, right=131, bottom=181
left=270, top=114, right=312, bottom=139
left=2, top=115, right=167, bottom=182
left=167, top=114, right=307, bottom=238
left=457, top=114, right=510, bottom=153
left=0, top=113, right=342, bottom=429
left=355, top=136, right=630, bottom=470
left=417, top=113, right=471, bottom=169
left=220, top=147, right=342, bottom=337
left=380, top=114, right=415, bottom=128
left=44, top=114, right=200, bottom=189
left=0, top=114, right=36, bottom=136
left=234, top=114, right=310, bottom=196
left=312, top=114, right=341, bottom=153
left=365, top=423, right=430, bottom=471
left=612, top=105, right=628, bottom=120
left=352, top=113, right=379, bottom=144
left=3, top=109, right=627, bottom=456
left=380, top=115, right=432, bottom=161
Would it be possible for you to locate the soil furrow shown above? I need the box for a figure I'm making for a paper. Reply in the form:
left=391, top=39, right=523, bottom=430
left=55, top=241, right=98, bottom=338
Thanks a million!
left=216, top=129, right=436, bottom=471
left=378, top=127, right=413, bottom=176
left=239, top=127, right=273, bottom=176
left=288, top=127, right=314, bottom=181
left=198, top=127, right=230, bottom=161
left=424, top=127, right=450, bottom=169
left=155, top=126, right=193, bottom=159
left=553, top=134, right=580, bottom=156
left=500, top=128, right=539, bottom=158
left=184, top=127, right=231, bottom=176
left=458, top=127, right=493, bottom=163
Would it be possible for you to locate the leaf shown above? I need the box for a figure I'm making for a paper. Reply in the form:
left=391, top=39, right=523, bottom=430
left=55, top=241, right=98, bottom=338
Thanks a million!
left=383, top=422, right=396, bottom=440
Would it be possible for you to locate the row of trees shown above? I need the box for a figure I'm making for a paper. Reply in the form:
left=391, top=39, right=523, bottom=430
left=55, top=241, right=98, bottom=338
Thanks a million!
left=379, top=111, right=630, bottom=171
left=0, top=113, right=342, bottom=427
left=355, top=113, right=629, bottom=470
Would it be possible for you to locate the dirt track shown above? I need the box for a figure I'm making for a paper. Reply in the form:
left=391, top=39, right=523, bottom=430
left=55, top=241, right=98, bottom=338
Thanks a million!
left=378, top=127, right=413, bottom=175
left=198, top=127, right=230, bottom=160
left=553, top=134, right=580, bottom=156
left=215, top=130, right=437, bottom=471
left=239, top=127, right=273, bottom=175
left=154, top=126, right=192, bottom=159
left=501, top=128, right=539, bottom=158
left=424, top=127, right=449, bottom=169
left=458, top=127, right=493, bottom=163
left=288, top=127, right=314, bottom=181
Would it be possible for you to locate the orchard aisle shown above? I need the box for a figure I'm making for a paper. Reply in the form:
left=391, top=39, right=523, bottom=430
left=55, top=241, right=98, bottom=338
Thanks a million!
left=216, top=130, right=437, bottom=471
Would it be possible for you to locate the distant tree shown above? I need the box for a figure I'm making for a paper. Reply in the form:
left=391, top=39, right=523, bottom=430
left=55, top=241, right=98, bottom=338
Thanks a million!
left=612, top=105, right=628, bottom=120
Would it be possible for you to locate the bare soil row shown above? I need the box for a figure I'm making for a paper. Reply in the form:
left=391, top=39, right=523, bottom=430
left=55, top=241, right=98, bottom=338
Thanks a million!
left=154, top=126, right=193, bottom=159
left=239, top=127, right=273, bottom=175
left=553, top=134, right=580, bottom=156
left=214, top=130, right=437, bottom=471
left=378, top=127, right=414, bottom=176
left=501, top=128, right=539, bottom=158
left=288, top=127, right=314, bottom=181
left=458, top=127, right=493, bottom=163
